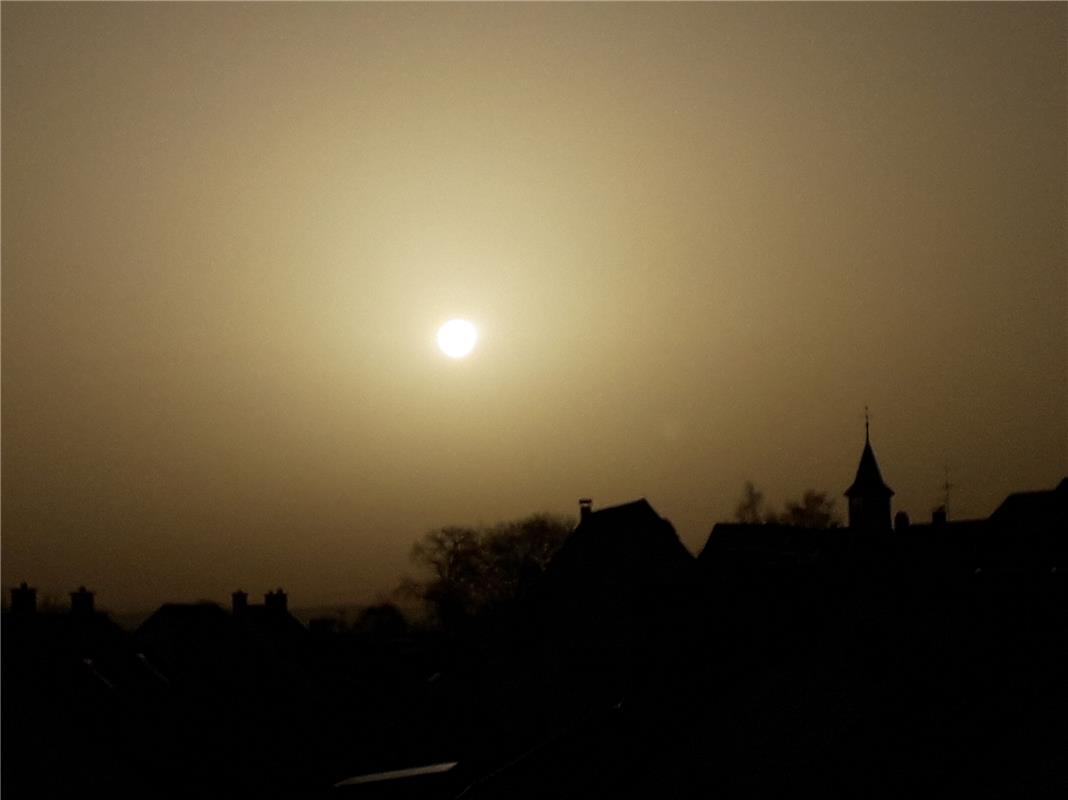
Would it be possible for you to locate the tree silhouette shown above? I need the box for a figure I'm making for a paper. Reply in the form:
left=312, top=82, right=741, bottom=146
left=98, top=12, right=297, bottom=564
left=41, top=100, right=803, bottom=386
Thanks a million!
left=734, top=482, right=841, bottom=527
left=406, top=513, right=572, bottom=629
left=734, top=481, right=767, bottom=524
left=353, top=602, right=408, bottom=638
left=777, top=489, right=840, bottom=528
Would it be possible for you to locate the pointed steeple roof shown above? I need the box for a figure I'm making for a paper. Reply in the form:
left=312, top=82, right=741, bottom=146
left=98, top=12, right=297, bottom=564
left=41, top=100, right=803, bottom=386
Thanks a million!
left=845, top=425, right=894, bottom=498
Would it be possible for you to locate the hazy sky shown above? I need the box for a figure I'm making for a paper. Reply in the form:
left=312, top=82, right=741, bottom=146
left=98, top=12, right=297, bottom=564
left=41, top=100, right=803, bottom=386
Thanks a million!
left=3, top=2, right=1065, bottom=612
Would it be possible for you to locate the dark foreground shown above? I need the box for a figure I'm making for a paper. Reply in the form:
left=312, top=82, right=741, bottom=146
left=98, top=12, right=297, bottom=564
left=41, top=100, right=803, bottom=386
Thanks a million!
left=4, top=556, right=1066, bottom=799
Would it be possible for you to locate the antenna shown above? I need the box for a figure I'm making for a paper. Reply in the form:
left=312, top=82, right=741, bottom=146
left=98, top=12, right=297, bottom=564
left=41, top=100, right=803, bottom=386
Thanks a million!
left=864, top=405, right=870, bottom=442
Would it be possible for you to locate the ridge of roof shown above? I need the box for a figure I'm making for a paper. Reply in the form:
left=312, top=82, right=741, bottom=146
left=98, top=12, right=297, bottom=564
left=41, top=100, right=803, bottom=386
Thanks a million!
left=585, top=497, right=656, bottom=517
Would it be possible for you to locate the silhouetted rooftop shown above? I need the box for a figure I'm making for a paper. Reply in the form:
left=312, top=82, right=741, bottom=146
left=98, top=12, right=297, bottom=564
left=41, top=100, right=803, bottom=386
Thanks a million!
left=698, top=522, right=838, bottom=565
left=561, top=498, right=692, bottom=564
left=233, top=603, right=308, bottom=641
left=989, top=477, right=1068, bottom=530
left=136, top=602, right=232, bottom=647
left=544, top=498, right=694, bottom=596
left=140, top=601, right=229, bottom=626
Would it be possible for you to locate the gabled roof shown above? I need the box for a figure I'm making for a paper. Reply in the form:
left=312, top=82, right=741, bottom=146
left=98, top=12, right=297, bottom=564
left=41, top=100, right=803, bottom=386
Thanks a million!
left=580, top=498, right=664, bottom=529
left=844, top=437, right=894, bottom=498
left=989, top=477, right=1068, bottom=530
left=136, top=602, right=231, bottom=640
left=698, top=522, right=834, bottom=564
left=233, top=604, right=308, bottom=639
left=569, top=498, right=693, bottom=561
left=544, top=498, right=694, bottom=590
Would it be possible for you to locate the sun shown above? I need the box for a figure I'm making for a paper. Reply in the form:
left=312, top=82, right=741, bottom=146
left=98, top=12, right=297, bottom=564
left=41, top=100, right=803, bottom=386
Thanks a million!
left=437, top=318, right=478, bottom=359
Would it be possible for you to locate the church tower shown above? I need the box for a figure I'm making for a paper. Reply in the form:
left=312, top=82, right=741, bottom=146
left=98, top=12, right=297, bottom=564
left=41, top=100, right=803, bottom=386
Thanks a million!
left=844, top=415, right=894, bottom=531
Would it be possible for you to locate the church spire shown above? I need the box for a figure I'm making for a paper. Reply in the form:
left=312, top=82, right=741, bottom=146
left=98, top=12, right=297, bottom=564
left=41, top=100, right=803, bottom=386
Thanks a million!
left=845, top=411, right=894, bottom=531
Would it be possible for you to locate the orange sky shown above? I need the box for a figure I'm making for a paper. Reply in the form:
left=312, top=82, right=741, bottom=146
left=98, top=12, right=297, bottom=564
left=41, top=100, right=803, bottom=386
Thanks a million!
left=3, top=3, right=1065, bottom=612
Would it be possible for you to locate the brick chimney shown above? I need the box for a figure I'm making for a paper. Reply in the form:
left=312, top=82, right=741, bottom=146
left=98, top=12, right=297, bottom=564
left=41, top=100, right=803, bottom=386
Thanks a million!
left=232, top=590, right=248, bottom=617
left=70, top=586, right=95, bottom=618
left=579, top=498, right=593, bottom=523
left=265, top=588, right=288, bottom=614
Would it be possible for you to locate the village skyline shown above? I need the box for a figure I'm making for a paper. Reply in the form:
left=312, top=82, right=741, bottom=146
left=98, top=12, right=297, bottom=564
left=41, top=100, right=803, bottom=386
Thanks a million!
left=7, top=426, right=1064, bottom=616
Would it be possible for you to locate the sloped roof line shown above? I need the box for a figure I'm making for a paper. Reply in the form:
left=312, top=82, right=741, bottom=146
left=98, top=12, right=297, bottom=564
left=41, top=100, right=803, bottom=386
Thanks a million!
left=585, top=497, right=656, bottom=517
left=845, top=439, right=894, bottom=498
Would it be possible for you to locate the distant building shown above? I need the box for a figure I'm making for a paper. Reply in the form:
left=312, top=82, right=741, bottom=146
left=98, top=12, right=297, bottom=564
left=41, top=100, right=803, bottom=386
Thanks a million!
left=135, top=588, right=307, bottom=682
left=540, top=498, right=696, bottom=633
left=545, top=498, right=694, bottom=591
left=988, top=477, right=1068, bottom=534
left=136, top=601, right=234, bottom=672
left=699, top=423, right=1067, bottom=574
left=909, top=477, right=1068, bottom=570
left=2, top=584, right=138, bottom=701
left=230, top=587, right=308, bottom=644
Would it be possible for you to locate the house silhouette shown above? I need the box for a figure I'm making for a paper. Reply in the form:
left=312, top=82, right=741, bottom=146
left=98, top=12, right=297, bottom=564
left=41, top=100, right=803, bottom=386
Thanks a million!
left=543, top=497, right=694, bottom=602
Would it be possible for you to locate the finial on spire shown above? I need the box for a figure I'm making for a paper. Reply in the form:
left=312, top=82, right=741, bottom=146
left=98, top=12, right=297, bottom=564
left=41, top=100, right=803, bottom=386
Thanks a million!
left=864, top=405, right=870, bottom=443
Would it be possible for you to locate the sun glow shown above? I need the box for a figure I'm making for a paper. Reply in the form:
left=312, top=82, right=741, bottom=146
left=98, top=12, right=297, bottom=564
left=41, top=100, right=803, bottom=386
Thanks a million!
left=437, top=319, right=478, bottom=359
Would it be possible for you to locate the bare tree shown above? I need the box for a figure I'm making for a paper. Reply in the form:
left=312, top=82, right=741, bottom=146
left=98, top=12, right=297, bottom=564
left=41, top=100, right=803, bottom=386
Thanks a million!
left=409, top=526, right=487, bottom=627
left=405, top=513, right=572, bottom=629
left=779, top=489, right=840, bottom=528
left=734, top=481, right=767, bottom=524
left=734, top=482, right=841, bottom=528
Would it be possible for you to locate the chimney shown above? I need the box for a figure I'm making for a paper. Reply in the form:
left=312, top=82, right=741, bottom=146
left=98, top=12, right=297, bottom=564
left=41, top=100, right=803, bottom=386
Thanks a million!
left=11, top=582, right=37, bottom=616
left=70, top=586, right=95, bottom=618
left=265, top=588, right=288, bottom=614
left=894, top=511, right=911, bottom=532
left=932, top=506, right=947, bottom=526
left=579, top=498, right=593, bottom=523
left=232, top=590, right=248, bottom=617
